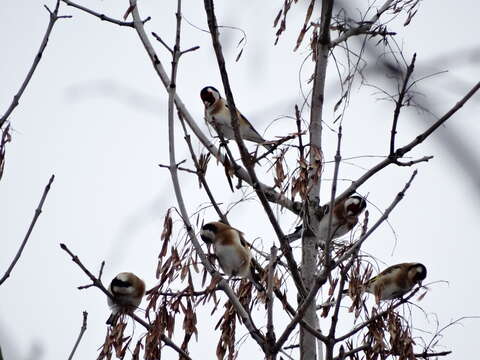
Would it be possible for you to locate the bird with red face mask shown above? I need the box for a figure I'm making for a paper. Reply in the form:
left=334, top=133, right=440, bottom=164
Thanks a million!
left=318, top=195, right=367, bottom=242
left=200, top=86, right=272, bottom=150
left=348, top=262, right=427, bottom=303
left=200, top=221, right=264, bottom=291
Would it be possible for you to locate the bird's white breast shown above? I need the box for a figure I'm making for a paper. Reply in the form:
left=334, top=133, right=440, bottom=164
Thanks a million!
left=376, top=282, right=406, bottom=300
left=206, top=108, right=236, bottom=139
left=215, top=243, right=250, bottom=277
left=318, top=214, right=349, bottom=241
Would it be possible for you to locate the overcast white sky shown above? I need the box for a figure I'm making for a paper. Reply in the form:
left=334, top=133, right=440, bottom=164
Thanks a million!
left=1, top=0, right=479, bottom=359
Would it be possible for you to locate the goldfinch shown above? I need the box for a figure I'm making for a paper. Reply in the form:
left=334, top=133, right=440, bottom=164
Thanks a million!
left=359, top=262, right=427, bottom=301
left=200, top=221, right=264, bottom=291
left=106, top=272, right=146, bottom=325
left=200, top=86, right=272, bottom=150
left=318, top=195, right=366, bottom=241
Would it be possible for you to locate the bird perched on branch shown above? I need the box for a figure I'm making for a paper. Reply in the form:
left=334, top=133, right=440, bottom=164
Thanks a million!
left=350, top=262, right=427, bottom=302
left=106, top=272, right=145, bottom=326
left=318, top=195, right=367, bottom=242
left=200, top=221, right=264, bottom=291
left=200, top=86, right=273, bottom=150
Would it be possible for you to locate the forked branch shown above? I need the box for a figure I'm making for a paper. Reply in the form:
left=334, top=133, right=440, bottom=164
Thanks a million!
left=0, top=1, right=70, bottom=129
left=336, top=81, right=480, bottom=202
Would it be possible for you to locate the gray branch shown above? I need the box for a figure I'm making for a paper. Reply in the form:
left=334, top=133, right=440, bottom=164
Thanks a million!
left=0, top=175, right=55, bottom=286
left=0, top=1, right=70, bottom=128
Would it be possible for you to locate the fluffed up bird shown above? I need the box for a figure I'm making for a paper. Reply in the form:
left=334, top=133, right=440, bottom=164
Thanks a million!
left=351, top=262, right=427, bottom=302
left=318, top=195, right=367, bottom=242
left=200, top=86, right=273, bottom=150
left=106, top=272, right=146, bottom=326
left=200, top=221, right=264, bottom=291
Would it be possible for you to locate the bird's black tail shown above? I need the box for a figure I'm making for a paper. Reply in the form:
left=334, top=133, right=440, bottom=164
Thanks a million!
left=106, top=312, right=119, bottom=326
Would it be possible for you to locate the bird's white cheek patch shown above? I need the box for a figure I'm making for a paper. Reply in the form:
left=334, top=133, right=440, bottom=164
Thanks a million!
left=116, top=273, right=131, bottom=282
left=112, top=284, right=136, bottom=295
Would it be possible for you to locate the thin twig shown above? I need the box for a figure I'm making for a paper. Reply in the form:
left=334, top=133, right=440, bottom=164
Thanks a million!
left=151, top=32, right=173, bottom=53
left=266, top=246, right=278, bottom=351
left=178, top=112, right=227, bottom=223
left=330, top=0, right=395, bottom=47
left=274, top=271, right=330, bottom=352
left=327, top=259, right=349, bottom=339
left=332, top=344, right=370, bottom=360
left=254, top=133, right=297, bottom=163
left=67, top=311, right=88, bottom=360
left=180, top=45, right=200, bottom=55
left=158, top=163, right=197, bottom=174
left=61, top=0, right=149, bottom=27
left=320, top=124, right=345, bottom=359
left=414, top=350, right=452, bottom=358
left=0, top=2, right=69, bottom=129
left=324, top=125, right=343, bottom=257
left=394, top=155, right=433, bottom=166
left=390, top=53, right=416, bottom=155
left=0, top=175, right=55, bottom=286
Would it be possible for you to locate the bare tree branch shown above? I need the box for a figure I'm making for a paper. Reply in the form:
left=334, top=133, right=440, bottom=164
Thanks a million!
left=177, top=113, right=227, bottom=223
left=335, top=286, right=422, bottom=343
left=336, top=81, right=480, bottom=202
left=61, top=0, right=150, bottom=27
left=390, top=53, right=416, bottom=155
left=273, top=271, right=330, bottom=352
left=0, top=174, right=55, bottom=286
left=332, top=344, right=370, bottom=360
left=266, top=246, right=278, bottom=355
left=60, top=243, right=112, bottom=298
left=397, top=81, right=480, bottom=155
left=67, top=311, right=88, bottom=360
left=330, top=0, right=396, bottom=47
left=302, top=0, right=334, bottom=358
left=415, top=350, right=452, bottom=358
left=0, top=2, right=70, bottom=129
